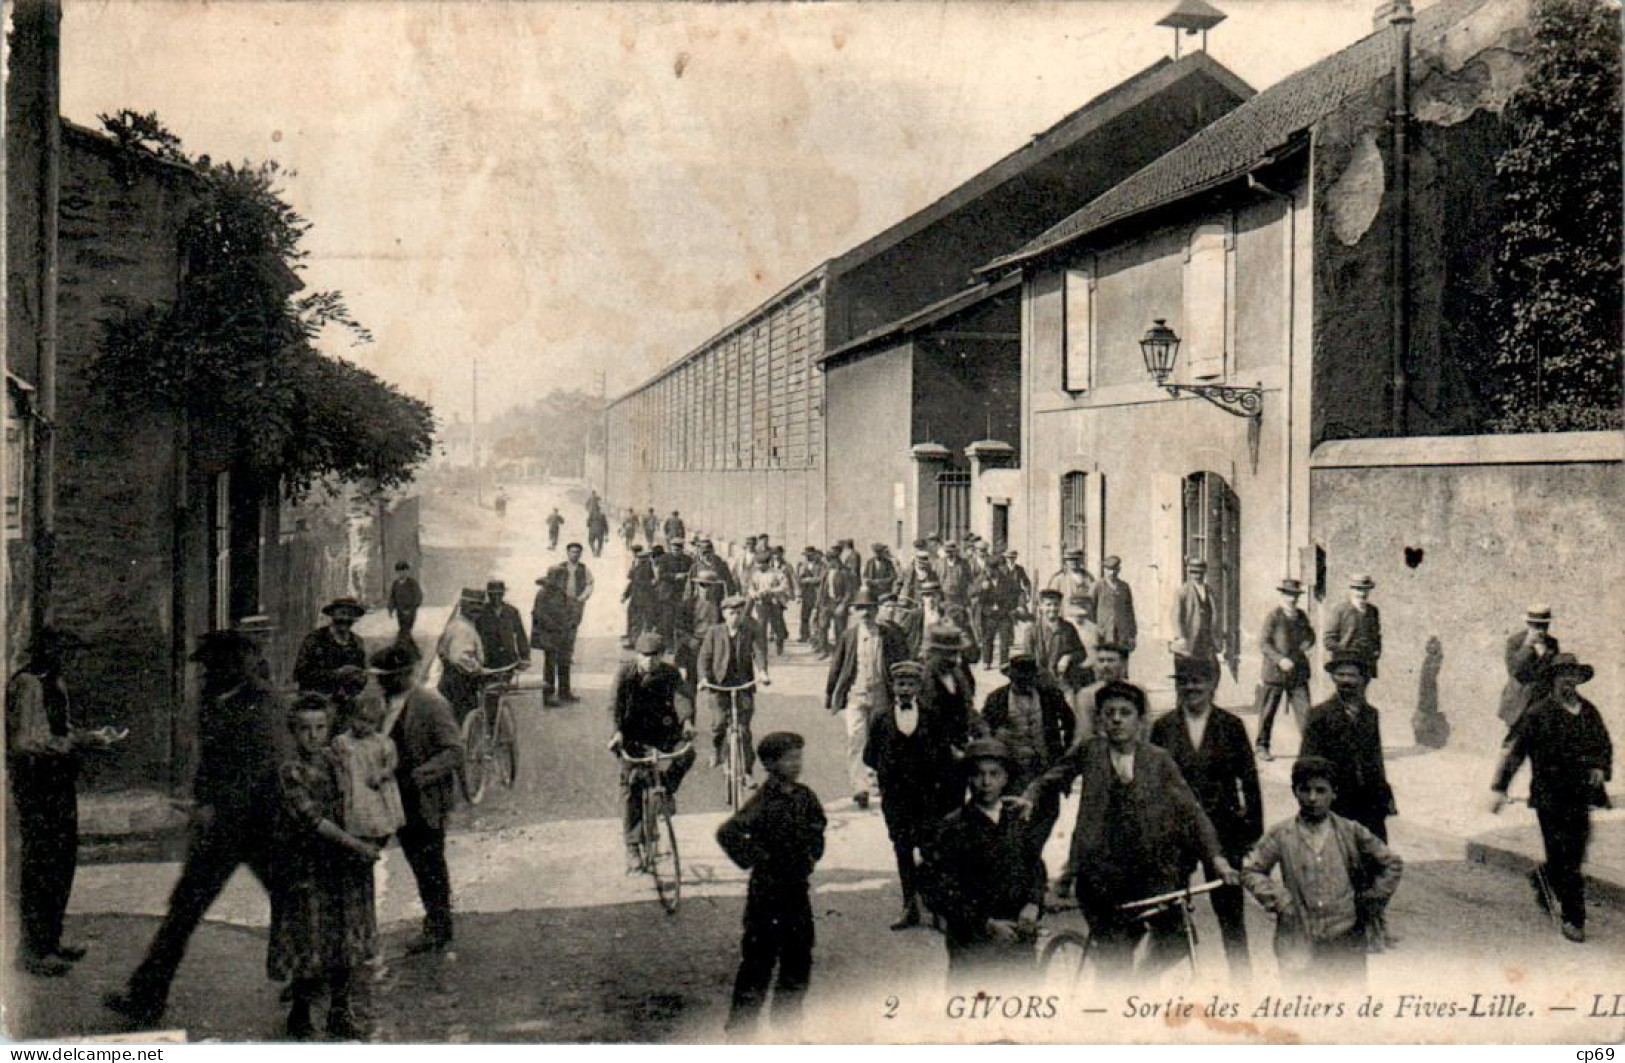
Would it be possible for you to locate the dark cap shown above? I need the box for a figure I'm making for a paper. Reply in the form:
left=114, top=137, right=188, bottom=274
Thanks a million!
left=1095, top=680, right=1149, bottom=716
left=368, top=643, right=419, bottom=676
left=756, top=732, right=805, bottom=765
left=394, top=561, right=411, bottom=571
left=635, top=632, right=666, bottom=655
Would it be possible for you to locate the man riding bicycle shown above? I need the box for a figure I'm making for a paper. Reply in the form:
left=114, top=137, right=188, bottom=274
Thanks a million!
left=609, top=633, right=696, bottom=874
left=697, top=594, right=770, bottom=778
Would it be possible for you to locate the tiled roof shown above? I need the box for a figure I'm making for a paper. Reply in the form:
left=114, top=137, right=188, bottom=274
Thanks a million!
left=819, top=272, right=1022, bottom=365
left=983, top=0, right=1490, bottom=271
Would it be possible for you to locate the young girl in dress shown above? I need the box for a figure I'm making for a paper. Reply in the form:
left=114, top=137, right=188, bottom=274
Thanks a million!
left=332, top=694, right=405, bottom=976
left=272, top=695, right=382, bottom=1040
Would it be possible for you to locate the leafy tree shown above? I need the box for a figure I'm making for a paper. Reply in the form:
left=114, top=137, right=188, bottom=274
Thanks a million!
left=92, top=112, right=434, bottom=497
left=1489, top=0, right=1623, bottom=431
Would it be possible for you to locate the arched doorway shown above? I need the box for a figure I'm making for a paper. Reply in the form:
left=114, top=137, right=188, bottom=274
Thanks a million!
left=1183, top=471, right=1241, bottom=677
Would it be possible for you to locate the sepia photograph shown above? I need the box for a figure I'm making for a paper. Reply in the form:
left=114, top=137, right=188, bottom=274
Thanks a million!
left=2, top=0, right=1621, bottom=1047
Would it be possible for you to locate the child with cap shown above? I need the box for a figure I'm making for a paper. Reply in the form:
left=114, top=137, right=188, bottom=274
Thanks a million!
left=1242, top=755, right=1403, bottom=984
left=716, top=732, right=826, bottom=1038
left=920, top=738, right=1044, bottom=988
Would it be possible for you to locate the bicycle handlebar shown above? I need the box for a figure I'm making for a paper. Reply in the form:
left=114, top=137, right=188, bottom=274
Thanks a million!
left=617, top=741, right=695, bottom=766
left=1117, top=879, right=1224, bottom=913
left=700, top=681, right=757, bottom=692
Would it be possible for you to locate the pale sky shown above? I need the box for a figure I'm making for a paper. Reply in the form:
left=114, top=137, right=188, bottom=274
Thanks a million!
left=60, top=0, right=1387, bottom=419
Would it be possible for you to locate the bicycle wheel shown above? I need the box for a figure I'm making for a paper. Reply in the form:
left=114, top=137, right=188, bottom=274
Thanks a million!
left=1039, top=928, right=1098, bottom=995
left=460, top=708, right=491, bottom=804
left=493, top=702, right=519, bottom=789
left=646, top=789, right=681, bottom=914
left=726, top=728, right=749, bottom=810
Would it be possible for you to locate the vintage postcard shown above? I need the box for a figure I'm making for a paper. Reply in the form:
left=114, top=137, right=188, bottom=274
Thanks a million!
left=3, top=0, right=1621, bottom=1047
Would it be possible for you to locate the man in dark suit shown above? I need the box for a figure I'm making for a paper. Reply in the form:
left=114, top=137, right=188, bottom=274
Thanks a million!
left=373, top=643, right=465, bottom=953
left=1302, top=650, right=1398, bottom=949
left=293, top=596, right=368, bottom=696
left=825, top=588, right=909, bottom=809
left=1254, top=578, right=1316, bottom=760
left=1325, top=573, right=1382, bottom=678
left=388, top=562, right=424, bottom=639
left=1499, top=604, right=1561, bottom=732
left=477, top=579, right=531, bottom=671
left=699, top=594, right=771, bottom=776
left=108, top=632, right=287, bottom=1027
left=1170, top=558, right=1218, bottom=685
left=977, top=652, right=1075, bottom=866
left=814, top=547, right=855, bottom=659
left=1090, top=556, right=1137, bottom=674
left=1031, top=589, right=1089, bottom=716
left=1150, top=669, right=1262, bottom=975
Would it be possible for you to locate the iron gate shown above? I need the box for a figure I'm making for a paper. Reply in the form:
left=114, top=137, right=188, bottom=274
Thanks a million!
left=936, top=470, right=971, bottom=543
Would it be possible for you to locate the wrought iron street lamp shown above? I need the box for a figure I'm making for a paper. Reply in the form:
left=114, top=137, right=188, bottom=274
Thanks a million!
left=1139, top=319, right=1263, bottom=422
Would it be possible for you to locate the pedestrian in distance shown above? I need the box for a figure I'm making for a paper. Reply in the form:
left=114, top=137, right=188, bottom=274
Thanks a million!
left=795, top=546, right=825, bottom=645
left=1254, top=577, right=1316, bottom=761
left=663, top=510, right=686, bottom=544
left=864, top=661, right=967, bottom=930
left=921, top=738, right=1045, bottom=990
left=814, top=546, right=854, bottom=659
left=642, top=507, right=660, bottom=547
left=1490, top=652, right=1613, bottom=943
left=749, top=549, right=793, bottom=657
left=1325, top=573, right=1382, bottom=678
left=108, top=631, right=287, bottom=1029
left=862, top=542, right=899, bottom=601
left=545, top=507, right=565, bottom=551
left=825, top=587, right=909, bottom=810
left=1242, top=755, right=1403, bottom=986
left=7, top=627, right=122, bottom=978
left=542, top=543, right=594, bottom=703
left=533, top=574, right=575, bottom=708
left=1046, top=548, right=1095, bottom=634
left=1499, top=604, right=1562, bottom=734
left=370, top=644, right=463, bottom=955
left=586, top=506, right=610, bottom=557
left=387, top=561, right=424, bottom=641
left=1149, top=667, right=1262, bottom=977
left=1170, top=557, right=1219, bottom=687
left=271, top=695, right=382, bottom=1041
left=717, top=732, right=826, bottom=1040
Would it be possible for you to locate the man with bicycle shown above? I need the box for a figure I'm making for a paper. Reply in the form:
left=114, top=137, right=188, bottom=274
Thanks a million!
left=698, top=594, right=771, bottom=778
left=609, top=633, right=696, bottom=874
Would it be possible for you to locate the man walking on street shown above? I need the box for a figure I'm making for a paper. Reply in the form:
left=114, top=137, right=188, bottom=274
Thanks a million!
left=795, top=547, right=825, bottom=644
left=750, top=549, right=793, bottom=656
left=388, top=562, right=424, bottom=641
left=543, top=543, right=594, bottom=703
left=664, top=510, right=686, bottom=545
left=1150, top=668, right=1262, bottom=977
left=1091, top=556, right=1137, bottom=675
left=1302, top=650, right=1399, bottom=950
left=1031, top=589, right=1089, bottom=723
left=1491, top=653, right=1612, bottom=943
left=642, top=508, right=660, bottom=547
left=1500, top=605, right=1562, bottom=734
left=825, top=588, right=908, bottom=810
left=700, top=594, right=771, bottom=777
left=293, top=596, right=368, bottom=697
left=975, top=652, right=1075, bottom=868
left=533, top=573, right=574, bottom=708
left=1047, top=549, right=1095, bottom=635
left=863, top=543, right=898, bottom=601
left=546, top=507, right=565, bottom=551
left=1326, top=573, right=1382, bottom=678
left=1170, top=558, right=1218, bottom=686
left=372, top=643, right=464, bottom=954
left=815, top=546, right=854, bottom=659
left=935, top=542, right=975, bottom=611
left=108, top=632, right=286, bottom=1027
left=975, top=552, right=1023, bottom=671
left=1254, top=578, right=1316, bottom=761
left=477, top=579, right=531, bottom=672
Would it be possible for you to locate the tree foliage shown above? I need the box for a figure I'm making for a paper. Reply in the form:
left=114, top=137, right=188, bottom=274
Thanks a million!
left=486, top=390, right=605, bottom=476
left=1489, top=0, right=1624, bottom=431
left=91, top=110, right=434, bottom=497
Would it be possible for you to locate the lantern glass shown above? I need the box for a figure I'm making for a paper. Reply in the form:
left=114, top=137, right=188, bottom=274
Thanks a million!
left=1139, top=318, right=1181, bottom=384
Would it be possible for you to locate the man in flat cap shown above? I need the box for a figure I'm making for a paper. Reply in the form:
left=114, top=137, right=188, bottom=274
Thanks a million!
left=814, top=546, right=855, bottom=659
left=897, top=546, right=939, bottom=605
left=1326, top=573, right=1382, bottom=679
left=863, top=543, right=899, bottom=602
left=541, top=544, right=594, bottom=703
left=826, top=588, right=909, bottom=810
left=794, top=546, right=826, bottom=646
left=388, top=561, right=424, bottom=641
left=1170, top=557, right=1218, bottom=686
left=293, top=596, right=368, bottom=697
left=699, top=594, right=771, bottom=778
left=1255, top=578, right=1317, bottom=761
left=610, top=633, right=696, bottom=873
left=109, top=630, right=286, bottom=1027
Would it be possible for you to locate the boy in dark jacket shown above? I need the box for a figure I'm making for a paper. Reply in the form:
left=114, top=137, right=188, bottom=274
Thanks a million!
left=922, top=738, right=1044, bottom=988
left=717, top=732, right=826, bottom=1038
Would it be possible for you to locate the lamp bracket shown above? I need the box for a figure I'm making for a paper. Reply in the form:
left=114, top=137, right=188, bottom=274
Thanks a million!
left=1161, top=382, right=1263, bottom=421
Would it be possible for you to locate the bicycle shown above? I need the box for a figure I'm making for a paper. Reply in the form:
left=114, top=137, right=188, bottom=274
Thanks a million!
left=615, top=740, right=692, bottom=914
left=701, top=680, right=756, bottom=810
left=1038, top=879, right=1223, bottom=993
left=459, top=662, right=523, bottom=805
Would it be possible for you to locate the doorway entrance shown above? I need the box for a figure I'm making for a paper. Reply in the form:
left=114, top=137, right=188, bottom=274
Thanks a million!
left=1183, top=471, right=1241, bottom=677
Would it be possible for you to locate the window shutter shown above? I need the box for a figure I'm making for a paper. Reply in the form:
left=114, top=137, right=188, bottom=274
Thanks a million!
left=1063, top=267, right=1093, bottom=393
left=1184, top=220, right=1229, bottom=381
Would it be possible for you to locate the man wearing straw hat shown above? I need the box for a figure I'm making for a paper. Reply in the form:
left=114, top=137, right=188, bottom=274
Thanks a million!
left=1326, top=573, right=1383, bottom=678
left=293, top=596, right=368, bottom=696
left=1491, top=652, right=1613, bottom=943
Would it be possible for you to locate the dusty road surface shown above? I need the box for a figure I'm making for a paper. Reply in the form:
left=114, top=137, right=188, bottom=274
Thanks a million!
left=19, top=480, right=1624, bottom=1044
